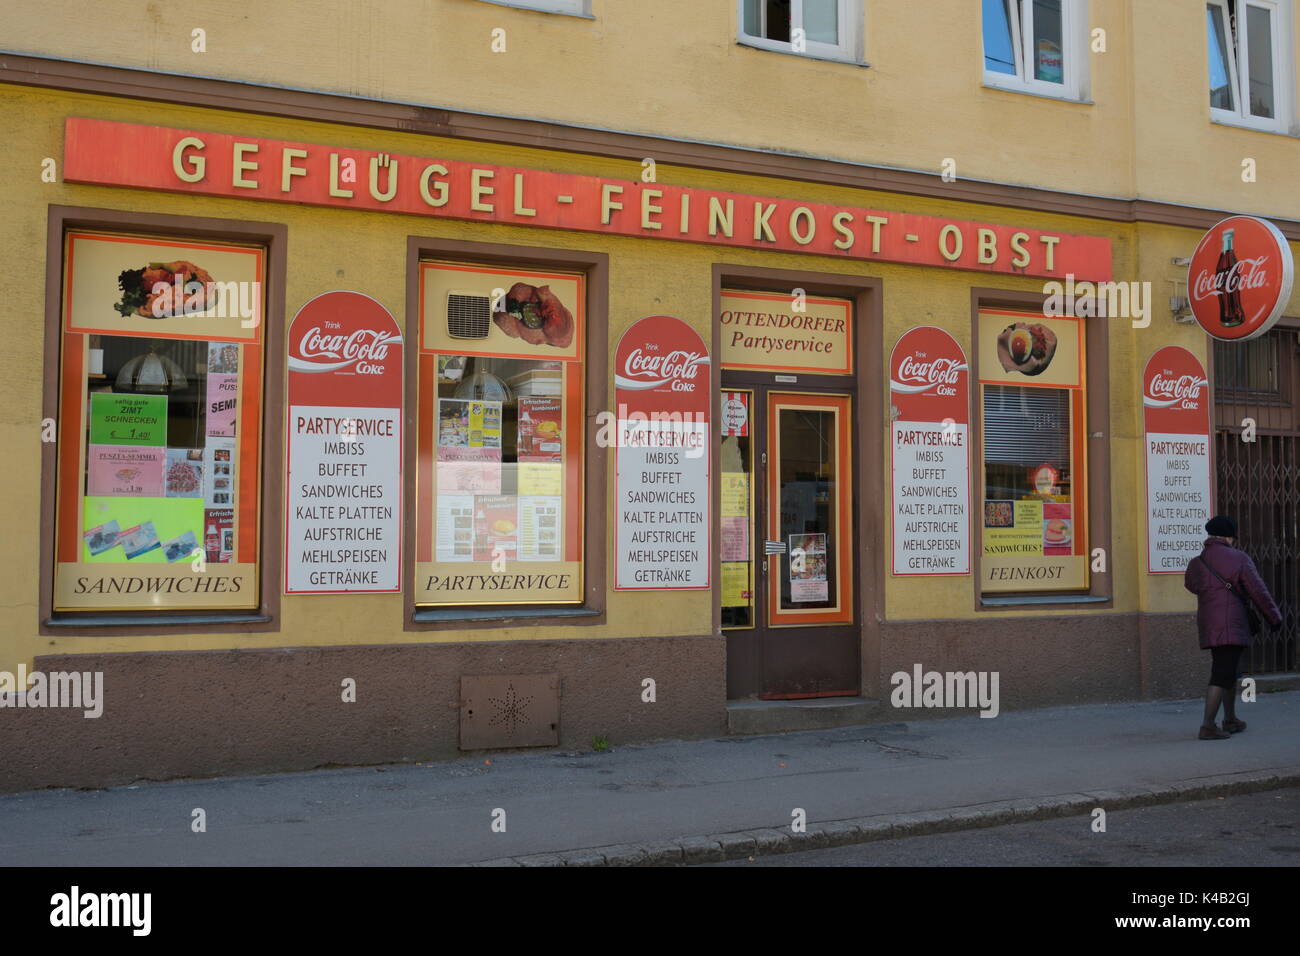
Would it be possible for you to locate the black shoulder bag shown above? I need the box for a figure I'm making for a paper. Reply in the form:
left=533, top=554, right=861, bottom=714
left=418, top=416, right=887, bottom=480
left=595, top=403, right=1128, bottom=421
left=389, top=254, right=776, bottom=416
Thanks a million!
left=1198, top=556, right=1262, bottom=637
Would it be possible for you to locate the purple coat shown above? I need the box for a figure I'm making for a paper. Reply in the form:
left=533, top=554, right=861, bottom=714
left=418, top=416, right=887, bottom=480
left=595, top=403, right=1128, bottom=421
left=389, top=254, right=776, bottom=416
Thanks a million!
left=1184, top=538, right=1283, bottom=649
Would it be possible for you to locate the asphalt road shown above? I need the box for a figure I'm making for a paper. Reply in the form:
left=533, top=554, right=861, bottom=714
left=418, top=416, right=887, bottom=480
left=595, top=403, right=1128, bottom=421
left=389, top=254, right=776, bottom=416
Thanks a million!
left=709, top=788, right=1300, bottom=866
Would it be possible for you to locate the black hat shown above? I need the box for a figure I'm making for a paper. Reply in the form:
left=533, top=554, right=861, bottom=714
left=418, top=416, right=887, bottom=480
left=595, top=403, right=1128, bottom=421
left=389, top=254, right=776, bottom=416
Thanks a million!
left=1206, top=515, right=1237, bottom=538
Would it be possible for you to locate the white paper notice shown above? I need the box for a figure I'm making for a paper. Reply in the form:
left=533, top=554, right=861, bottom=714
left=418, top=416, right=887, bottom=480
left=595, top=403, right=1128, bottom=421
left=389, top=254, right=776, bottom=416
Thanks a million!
left=891, top=422, right=970, bottom=575
left=615, top=419, right=709, bottom=589
left=518, top=495, right=562, bottom=561
left=1146, top=432, right=1212, bottom=572
left=435, top=494, right=475, bottom=563
left=286, top=405, right=400, bottom=592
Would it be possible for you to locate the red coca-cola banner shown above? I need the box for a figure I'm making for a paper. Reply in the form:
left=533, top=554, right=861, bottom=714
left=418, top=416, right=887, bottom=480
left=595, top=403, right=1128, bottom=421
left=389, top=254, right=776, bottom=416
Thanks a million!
left=285, top=291, right=403, bottom=594
left=614, top=315, right=711, bottom=591
left=889, top=326, right=970, bottom=424
left=1187, top=216, right=1294, bottom=342
left=1143, top=346, right=1213, bottom=574
left=1143, top=346, right=1211, bottom=435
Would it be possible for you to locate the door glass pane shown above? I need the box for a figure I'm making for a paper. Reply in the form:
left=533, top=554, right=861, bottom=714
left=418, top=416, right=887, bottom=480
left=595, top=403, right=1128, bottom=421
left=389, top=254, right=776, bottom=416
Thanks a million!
left=1247, top=4, right=1276, bottom=118
left=984, top=0, right=1018, bottom=75
left=1031, top=0, right=1064, bottom=83
left=1207, top=5, right=1236, bottom=110
left=721, top=391, right=755, bottom=628
left=777, top=406, right=839, bottom=611
left=803, top=0, right=839, bottom=44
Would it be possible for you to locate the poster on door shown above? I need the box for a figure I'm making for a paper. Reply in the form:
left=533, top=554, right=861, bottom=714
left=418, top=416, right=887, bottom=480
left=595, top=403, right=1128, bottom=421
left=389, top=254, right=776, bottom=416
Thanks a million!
left=1144, top=346, right=1212, bottom=573
left=889, top=326, right=971, bottom=575
left=284, top=291, right=403, bottom=594
left=614, top=314, right=711, bottom=590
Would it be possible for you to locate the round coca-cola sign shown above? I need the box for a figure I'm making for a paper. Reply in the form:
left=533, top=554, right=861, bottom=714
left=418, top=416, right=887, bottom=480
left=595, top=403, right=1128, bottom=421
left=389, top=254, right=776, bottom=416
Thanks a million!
left=1187, top=216, right=1294, bottom=342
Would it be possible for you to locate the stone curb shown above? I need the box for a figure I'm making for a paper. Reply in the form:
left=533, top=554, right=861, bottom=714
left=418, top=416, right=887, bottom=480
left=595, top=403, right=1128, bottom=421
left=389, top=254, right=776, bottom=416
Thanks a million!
left=474, top=765, right=1300, bottom=867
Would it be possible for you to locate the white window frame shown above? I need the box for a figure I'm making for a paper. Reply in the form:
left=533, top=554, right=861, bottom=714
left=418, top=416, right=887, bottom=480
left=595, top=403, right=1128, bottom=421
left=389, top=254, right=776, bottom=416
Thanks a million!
left=982, top=0, right=1089, bottom=102
left=1208, top=0, right=1294, bottom=133
left=475, top=0, right=590, bottom=17
left=737, top=0, right=864, bottom=64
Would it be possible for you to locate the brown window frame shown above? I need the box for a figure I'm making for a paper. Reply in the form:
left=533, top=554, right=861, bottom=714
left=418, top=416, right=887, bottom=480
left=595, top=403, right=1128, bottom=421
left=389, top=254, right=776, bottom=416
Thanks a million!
left=39, top=205, right=287, bottom=635
left=404, top=236, right=608, bottom=631
left=970, top=287, right=1113, bottom=610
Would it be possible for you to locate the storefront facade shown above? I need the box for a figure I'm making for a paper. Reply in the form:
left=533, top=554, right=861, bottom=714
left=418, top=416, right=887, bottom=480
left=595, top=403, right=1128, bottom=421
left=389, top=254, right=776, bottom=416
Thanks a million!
left=2, top=55, right=1297, bottom=791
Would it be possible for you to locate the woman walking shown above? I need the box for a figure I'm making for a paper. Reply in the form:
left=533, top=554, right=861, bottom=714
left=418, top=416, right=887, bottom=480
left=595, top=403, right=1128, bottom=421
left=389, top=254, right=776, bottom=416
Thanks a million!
left=1184, top=516, right=1283, bottom=740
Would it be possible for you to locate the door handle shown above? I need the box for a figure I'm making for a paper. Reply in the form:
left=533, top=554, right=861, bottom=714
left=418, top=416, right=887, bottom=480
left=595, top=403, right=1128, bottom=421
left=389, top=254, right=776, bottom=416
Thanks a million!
left=764, top=540, right=786, bottom=555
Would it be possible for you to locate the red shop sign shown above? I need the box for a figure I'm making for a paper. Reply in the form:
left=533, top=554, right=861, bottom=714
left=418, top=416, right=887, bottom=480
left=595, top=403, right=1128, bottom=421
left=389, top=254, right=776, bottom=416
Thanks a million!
left=1187, top=216, right=1294, bottom=342
left=64, top=117, right=1113, bottom=281
left=889, top=325, right=970, bottom=424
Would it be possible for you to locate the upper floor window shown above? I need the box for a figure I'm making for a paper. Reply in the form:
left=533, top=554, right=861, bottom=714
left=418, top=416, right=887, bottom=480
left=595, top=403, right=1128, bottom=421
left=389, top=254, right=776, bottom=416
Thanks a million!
left=739, top=0, right=863, bottom=62
left=1207, top=0, right=1293, bottom=133
left=982, top=0, right=1088, bottom=100
left=479, top=0, right=588, bottom=15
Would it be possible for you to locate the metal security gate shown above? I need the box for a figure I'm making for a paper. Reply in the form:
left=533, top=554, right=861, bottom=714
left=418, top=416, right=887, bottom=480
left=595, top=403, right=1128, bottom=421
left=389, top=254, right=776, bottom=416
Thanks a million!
left=1212, top=322, right=1300, bottom=674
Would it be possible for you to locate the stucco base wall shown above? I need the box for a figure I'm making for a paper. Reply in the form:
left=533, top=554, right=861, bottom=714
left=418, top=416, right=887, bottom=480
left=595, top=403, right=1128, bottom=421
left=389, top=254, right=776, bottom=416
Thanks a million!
left=878, top=613, right=1202, bottom=712
left=1, top=635, right=726, bottom=793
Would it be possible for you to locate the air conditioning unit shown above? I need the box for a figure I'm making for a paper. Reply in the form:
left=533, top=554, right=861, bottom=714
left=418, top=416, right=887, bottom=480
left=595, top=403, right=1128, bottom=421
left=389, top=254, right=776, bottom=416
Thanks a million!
left=446, top=291, right=493, bottom=339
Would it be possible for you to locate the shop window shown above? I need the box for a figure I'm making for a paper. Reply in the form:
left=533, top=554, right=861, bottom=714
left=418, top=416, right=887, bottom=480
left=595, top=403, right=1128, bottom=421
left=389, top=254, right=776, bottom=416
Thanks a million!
left=53, top=232, right=266, bottom=613
left=1207, top=0, right=1293, bottom=133
left=978, top=310, right=1088, bottom=594
left=982, top=0, right=1089, bottom=100
left=739, top=0, right=863, bottom=62
left=415, top=262, right=585, bottom=608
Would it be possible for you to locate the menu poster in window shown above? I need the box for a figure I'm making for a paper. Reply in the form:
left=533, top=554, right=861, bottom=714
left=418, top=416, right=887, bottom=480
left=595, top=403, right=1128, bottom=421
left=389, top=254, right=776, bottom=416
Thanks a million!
left=474, top=495, right=519, bottom=562
left=435, top=494, right=475, bottom=562
left=1143, top=346, right=1213, bottom=573
left=206, top=372, right=238, bottom=437
left=89, top=393, right=167, bottom=447
left=204, top=437, right=236, bottom=507
left=285, top=291, right=403, bottom=594
left=721, top=561, right=751, bottom=608
left=889, top=326, right=971, bottom=576
left=518, top=496, right=562, bottom=561
left=721, top=391, right=749, bottom=436
left=204, top=507, right=234, bottom=563
left=615, top=315, right=711, bottom=590
left=788, top=533, right=829, bottom=603
left=164, top=448, right=204, bottom=498
left=87, top=445, right=165, bottom=497
left=517, top=397, right=562, bottom=461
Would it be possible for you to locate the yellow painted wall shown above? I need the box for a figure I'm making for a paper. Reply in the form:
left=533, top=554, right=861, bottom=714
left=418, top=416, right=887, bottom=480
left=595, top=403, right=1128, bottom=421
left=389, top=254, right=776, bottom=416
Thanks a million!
left=1, top=83, right=1294, bottom=674
left=2, top=0, right=1294, bottom=219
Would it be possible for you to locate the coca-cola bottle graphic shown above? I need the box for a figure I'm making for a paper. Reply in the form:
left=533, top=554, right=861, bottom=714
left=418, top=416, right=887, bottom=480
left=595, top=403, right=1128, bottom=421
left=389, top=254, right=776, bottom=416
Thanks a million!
left=1218, top=228, right=1246, bottom=327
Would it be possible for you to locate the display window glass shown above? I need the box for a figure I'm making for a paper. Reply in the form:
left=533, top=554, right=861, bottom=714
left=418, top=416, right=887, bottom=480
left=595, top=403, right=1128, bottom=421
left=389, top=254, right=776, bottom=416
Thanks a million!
left=415, top=262, right=585, bottom=606
left=977, top=309, right=1088, bottom=594
left=53, top=232, right=266, bottom=611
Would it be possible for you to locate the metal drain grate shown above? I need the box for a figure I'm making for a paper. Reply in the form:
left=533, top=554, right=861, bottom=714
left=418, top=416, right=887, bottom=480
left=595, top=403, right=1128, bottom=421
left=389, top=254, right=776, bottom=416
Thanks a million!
left=459, top=674, right=560, bottom=750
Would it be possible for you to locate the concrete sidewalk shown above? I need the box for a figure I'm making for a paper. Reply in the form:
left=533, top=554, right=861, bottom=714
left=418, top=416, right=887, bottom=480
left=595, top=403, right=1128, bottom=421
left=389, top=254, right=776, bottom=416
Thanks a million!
left=2, top=692, right=1297, bottom=866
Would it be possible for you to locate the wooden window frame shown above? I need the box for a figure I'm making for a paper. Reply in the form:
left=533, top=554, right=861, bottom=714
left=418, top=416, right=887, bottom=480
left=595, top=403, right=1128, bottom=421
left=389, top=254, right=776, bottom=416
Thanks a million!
left=404, top=236, right=608, bottom=631
left=38, top=205, right=287, bottom=636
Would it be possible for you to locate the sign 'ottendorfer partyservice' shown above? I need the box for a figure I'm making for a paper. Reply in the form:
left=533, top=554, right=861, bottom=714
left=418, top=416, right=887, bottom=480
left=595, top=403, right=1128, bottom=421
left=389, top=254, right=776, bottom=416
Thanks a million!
left=890, top=327, right=971, bottom=575
left=65, top=118, right=1112, bottom=280
left=285, top=291, right=403, bottom=594
left=615, top=316, right=711, bottom=590
left=1144, top=346, right=1212, bottom=574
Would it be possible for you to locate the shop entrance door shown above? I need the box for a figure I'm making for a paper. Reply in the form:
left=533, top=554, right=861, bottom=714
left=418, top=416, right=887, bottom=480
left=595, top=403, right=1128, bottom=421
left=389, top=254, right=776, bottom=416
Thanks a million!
left=721, top=387, right=858, bottom=699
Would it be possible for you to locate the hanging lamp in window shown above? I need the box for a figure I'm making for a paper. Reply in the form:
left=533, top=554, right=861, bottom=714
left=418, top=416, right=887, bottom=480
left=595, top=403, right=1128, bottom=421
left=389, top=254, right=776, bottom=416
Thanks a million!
left=115, top=341, right=189, bottom=394
left=454, top=356, right=513, bottom=405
